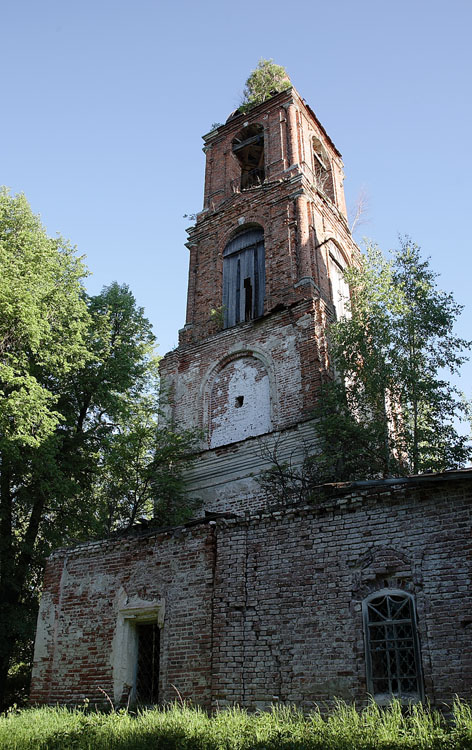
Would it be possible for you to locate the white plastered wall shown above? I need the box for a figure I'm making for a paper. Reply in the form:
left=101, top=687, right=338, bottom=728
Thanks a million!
left=210, top=357, right=271, bottom=448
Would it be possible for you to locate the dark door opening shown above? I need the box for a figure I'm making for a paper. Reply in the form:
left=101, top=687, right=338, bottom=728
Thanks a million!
left=136, top=622, right=160, bottom=705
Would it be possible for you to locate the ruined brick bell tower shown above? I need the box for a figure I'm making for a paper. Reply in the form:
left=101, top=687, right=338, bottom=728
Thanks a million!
left=160, top=85, right=360, bottom=513
left=30, top=77, right=472, bottom=713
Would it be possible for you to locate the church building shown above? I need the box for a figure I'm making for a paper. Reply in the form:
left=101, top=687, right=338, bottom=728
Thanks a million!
left=30, top=85, right=472, bottom=710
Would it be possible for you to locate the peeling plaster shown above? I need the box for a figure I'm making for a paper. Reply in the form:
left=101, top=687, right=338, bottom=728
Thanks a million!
left=31, top=592, right=57, bottom=665
left=210, top=358, right=271, bottom=448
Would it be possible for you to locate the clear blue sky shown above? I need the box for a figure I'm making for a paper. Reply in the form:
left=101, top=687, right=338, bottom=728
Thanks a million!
left=2, top=0, right=471, bottom=398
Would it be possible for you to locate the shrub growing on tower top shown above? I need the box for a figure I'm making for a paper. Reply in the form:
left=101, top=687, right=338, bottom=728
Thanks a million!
left=240, top=59, right=291, bottom=112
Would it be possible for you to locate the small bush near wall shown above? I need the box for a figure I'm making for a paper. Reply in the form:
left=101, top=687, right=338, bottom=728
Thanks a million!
left=1, top=700, right=472, bottom=749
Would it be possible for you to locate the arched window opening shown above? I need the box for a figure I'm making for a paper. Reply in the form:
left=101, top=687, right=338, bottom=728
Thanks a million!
left=223, top=227, right=265, bottom=328
left=232, top=124, right=265, bottom=190
left=312, top=137, right=335, bottom=202
left=328, top=243, right=350, bottom=320
left=363, top=590, right=423, bottom=702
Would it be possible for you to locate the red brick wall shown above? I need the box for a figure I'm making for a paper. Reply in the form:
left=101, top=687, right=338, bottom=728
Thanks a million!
left=211, top=479, right=472, bottom=709
left=161, top=298, right=331, bottom=446
left=201, top=88, right=345, bottom=216
left=31, top=479, right=472, bottom=709
left=160, top=87, right=359, bottom=454
left=30, top=525, right=216, bottom=706
left=182, top=177, right=357, bottom=346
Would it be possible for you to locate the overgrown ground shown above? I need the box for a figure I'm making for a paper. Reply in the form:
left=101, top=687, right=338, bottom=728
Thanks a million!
left=1, top=700, right=472, bottom=750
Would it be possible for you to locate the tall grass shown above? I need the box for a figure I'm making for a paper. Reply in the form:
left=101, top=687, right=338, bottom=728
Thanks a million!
left=1, top=699, right=471, bottom=750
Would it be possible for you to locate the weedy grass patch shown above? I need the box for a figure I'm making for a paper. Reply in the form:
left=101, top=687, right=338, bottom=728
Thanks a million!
left=1, top=699, right=472, bottom=750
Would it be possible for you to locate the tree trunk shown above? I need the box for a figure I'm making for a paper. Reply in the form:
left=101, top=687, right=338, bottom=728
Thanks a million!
left=0, top=456, right=46, bottom=709
left=0, top=456, right=17, bottom=708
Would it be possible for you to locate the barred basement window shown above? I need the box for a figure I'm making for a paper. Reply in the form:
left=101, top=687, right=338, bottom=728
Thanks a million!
left=363, top=590, right=423, bottom=702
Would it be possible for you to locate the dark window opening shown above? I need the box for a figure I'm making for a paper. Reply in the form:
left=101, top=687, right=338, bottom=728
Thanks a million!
left=235, top=396, right=244, bottom=408
left=235, top=259, right=241, bottom=324
left=232, top=124, right=265, bottom=190
left=244, top=277, right=253, bottom=321
left=223, top=227, right=265, bottom=328
left=363, top=591, right=423, bottom=701
left=136, top=622, right=160, bottom=705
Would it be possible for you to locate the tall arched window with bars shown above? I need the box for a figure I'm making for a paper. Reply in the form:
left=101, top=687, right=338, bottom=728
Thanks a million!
left=363, top=589, right=423, bottom=702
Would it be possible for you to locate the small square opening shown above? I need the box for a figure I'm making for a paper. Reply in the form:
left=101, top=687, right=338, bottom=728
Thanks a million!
left=235, top=396, right=244, bottom=408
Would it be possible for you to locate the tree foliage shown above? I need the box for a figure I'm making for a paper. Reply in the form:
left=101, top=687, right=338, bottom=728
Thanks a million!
left=256, top=433, right=326, bottom=507
left=0, top=189, right=90, bottom=449
left=92, top=393, right=200, bottom=534
left=258, top=239, right=471, bottom=505
left=317, top=239, right=471, bottom=479
left=240, top=59, right=291, bottom=112
left=0, top=191, right=199, bottom=708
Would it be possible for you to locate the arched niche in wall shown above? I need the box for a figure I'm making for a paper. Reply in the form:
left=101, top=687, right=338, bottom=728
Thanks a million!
left=208, top=354, right=272, bottom=448
left=223, top=226, right=265, bottom=329
left=232, top=123, right=265, bottom=190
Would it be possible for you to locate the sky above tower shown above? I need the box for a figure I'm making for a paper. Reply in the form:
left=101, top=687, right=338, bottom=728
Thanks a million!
left=2, top=0, right=472, bottom=399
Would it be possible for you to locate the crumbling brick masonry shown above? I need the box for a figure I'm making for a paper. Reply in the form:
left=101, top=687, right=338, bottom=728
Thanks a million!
left=31, top=474, right=472, bottom=708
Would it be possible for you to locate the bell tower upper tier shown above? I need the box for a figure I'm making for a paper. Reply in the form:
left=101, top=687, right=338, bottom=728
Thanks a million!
left=202, top=87, right=346, bottom=216
left=180, top=86, right=358, bottom=347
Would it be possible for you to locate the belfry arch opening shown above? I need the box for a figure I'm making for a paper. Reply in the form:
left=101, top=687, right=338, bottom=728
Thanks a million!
left=232, top=124, right=265, bottom=190
left=312, top=136, right=335, bottom=202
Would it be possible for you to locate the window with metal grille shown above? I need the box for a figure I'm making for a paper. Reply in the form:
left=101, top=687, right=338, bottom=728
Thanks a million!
left=135, top=622, right=160, bottom=705
left=223, top=227, right=265, bottom=328
left=363, top=590, right=423, bottom=701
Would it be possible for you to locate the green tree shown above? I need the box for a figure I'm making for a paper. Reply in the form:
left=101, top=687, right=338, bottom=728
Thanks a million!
left=92, top=394, right=200, bottom=534
left=317, top=239, right=471, bottom=478
left=0, top=193, right=198, bottom=708
left=48, top=282, right=201, bottom=541
left=0, top=189, right=91, bottom=707
left=0, top=189, right=91, bottom=448
left=240, top=59, right=291, bottom=112
left=259, top=239, right=471, bottom=505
